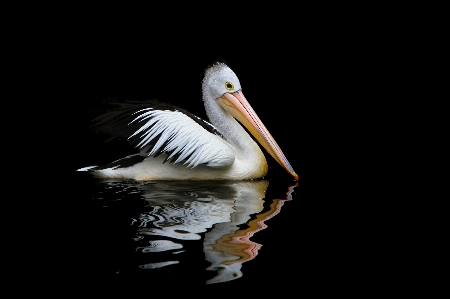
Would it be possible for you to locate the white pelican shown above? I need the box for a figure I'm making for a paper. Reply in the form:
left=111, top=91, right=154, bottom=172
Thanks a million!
left=77, top=62, right=298, bottom=181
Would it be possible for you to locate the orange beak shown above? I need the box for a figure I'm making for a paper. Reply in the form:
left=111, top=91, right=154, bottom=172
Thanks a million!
left=217, top=90, right=298, bottom=180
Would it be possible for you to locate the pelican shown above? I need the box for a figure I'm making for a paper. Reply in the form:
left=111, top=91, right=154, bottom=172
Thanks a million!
left=77, top=62, right=298, bottom=181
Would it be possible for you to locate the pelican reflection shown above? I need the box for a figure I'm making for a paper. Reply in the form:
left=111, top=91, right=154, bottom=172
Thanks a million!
left=103, top=180, right=296, bottom=284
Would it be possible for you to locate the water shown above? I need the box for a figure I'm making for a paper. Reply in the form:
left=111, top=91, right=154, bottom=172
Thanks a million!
left=67, top=176, right=301, bottom=288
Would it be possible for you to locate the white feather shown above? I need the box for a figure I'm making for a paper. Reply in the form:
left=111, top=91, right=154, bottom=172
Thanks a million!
left=128, top=110, right=235, bottom=168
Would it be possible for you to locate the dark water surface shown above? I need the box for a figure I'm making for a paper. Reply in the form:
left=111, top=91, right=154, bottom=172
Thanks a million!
left=69, top=177, right=302, bottom=286
left=52, top=168, right=333, bottom=294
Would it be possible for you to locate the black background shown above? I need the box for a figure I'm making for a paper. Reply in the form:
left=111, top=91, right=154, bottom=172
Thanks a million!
left=27, top=18, right=398, bottom=295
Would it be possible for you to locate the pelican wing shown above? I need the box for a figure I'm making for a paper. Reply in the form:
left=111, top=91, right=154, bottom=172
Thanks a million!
left=90, top=100, right=235, bottom=168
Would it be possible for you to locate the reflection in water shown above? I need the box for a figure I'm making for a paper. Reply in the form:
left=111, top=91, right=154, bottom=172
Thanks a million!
left=139, top=260, right=179, bottom=269
left=95, top=179, right=296, bottom=284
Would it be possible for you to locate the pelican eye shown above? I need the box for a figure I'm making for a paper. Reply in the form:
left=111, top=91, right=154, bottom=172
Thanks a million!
left=225, top=82, right=234, bottom=91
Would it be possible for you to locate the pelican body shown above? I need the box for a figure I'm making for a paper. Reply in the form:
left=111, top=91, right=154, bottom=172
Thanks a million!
left=78, top=63, right=297, bottom=181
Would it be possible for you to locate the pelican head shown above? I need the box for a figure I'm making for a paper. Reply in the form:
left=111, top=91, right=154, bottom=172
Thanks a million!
left=202, top=63, right=298, bottom=180
left=202, top=64, right=242, bottom=100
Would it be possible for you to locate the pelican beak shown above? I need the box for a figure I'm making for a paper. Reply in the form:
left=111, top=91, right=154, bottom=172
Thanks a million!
left=217, top=90, right=298, bottom=180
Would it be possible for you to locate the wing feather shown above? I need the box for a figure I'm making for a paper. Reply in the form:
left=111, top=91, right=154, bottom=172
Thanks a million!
left=90, top=100, right=235, bottom=169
